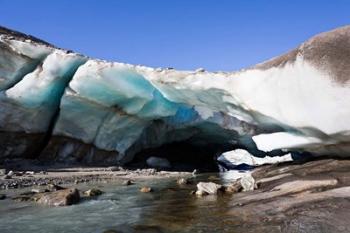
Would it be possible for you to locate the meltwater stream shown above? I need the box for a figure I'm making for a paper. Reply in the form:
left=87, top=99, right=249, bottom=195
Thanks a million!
left=0, top=172, right=249, bottom=233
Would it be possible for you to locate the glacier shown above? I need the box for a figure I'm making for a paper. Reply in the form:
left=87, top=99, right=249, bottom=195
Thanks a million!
left=1, top=25, right=350, bottom=165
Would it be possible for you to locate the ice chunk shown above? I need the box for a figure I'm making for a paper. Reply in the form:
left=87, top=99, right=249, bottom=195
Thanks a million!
left=218, top=149, right=293, bottom=167
left=252, top=132, right=322, bottom=152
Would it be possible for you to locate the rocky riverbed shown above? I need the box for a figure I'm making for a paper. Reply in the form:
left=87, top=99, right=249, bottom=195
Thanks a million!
left=0, top=159, right=191, bottom=190
left=1, top=158, right=350, bottom=232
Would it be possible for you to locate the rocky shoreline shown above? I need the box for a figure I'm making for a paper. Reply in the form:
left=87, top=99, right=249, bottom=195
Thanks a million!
left=1, top=158, right=350, bottom=232
left=0, top=159, right=191, bottom=190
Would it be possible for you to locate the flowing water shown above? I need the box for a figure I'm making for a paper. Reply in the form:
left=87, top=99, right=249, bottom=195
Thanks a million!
left=0, top=171, right=251, bottom=233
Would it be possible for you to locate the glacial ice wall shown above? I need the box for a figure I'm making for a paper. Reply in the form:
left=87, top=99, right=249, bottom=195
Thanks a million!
left=1, top=25, right=350, bottom=164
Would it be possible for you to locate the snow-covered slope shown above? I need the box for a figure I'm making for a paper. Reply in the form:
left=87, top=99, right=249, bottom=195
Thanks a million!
left=1, top=25, right=350, bottom=164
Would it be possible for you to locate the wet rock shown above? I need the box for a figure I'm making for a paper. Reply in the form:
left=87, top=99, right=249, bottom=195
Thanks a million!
left=0, top=194, right=6, bottom=200
left=83, top=188, right=103, bottom=197
left=225, top=181, right=243, bottom=193
left=196, top=182, right=222, bottom=195
left=195, top=190, right=208, bottom=197
left=146, top=157, right=171, bottom=169
left=36, top=188, right=80, bottom=206
left=7, top=170, right=14, bottom=176
left=177, top=178, right=189, bottom=185
left=122, top=180, right=133, bottom=186
left=140, top=186, right=152, bottom=193
left=240, top=174, right=256, bottom=191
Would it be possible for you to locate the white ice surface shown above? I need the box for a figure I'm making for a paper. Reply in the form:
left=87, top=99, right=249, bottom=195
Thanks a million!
left=218, top=149, right=293, bottom=166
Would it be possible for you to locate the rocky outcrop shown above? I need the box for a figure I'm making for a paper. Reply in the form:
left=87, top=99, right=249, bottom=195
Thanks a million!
left=1, top=25, right=350, bottom=165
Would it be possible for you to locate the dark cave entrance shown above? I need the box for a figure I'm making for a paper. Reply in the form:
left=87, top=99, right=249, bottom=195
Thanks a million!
left=128, top=141, right=232, bottom=172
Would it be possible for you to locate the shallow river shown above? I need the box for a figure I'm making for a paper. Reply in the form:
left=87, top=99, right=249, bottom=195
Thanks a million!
left=0, top=171, right=251, bottom=233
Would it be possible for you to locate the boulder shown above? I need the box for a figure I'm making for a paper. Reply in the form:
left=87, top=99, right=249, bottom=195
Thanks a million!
left=83, top=188, right=103, bottom=197
left=196, top=182, right=222, bottom=195
left=140, top=187, right=152, bottom=193
left=7, top=170, right=14, bottom=176
left=36, top=188, right=80, bottom=206
left=240, top=174, right=256, bottom=191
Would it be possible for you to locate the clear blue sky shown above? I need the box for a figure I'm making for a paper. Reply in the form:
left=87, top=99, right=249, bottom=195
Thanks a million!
left=1, top=0, right=349, bottom=71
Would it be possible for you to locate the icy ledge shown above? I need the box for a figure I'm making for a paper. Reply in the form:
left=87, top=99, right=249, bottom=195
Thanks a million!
left=1, top=25, right=350, bottom=165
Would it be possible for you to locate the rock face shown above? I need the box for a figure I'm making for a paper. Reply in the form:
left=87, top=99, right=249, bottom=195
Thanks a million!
left=1, top=25, right=350, bottom=165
